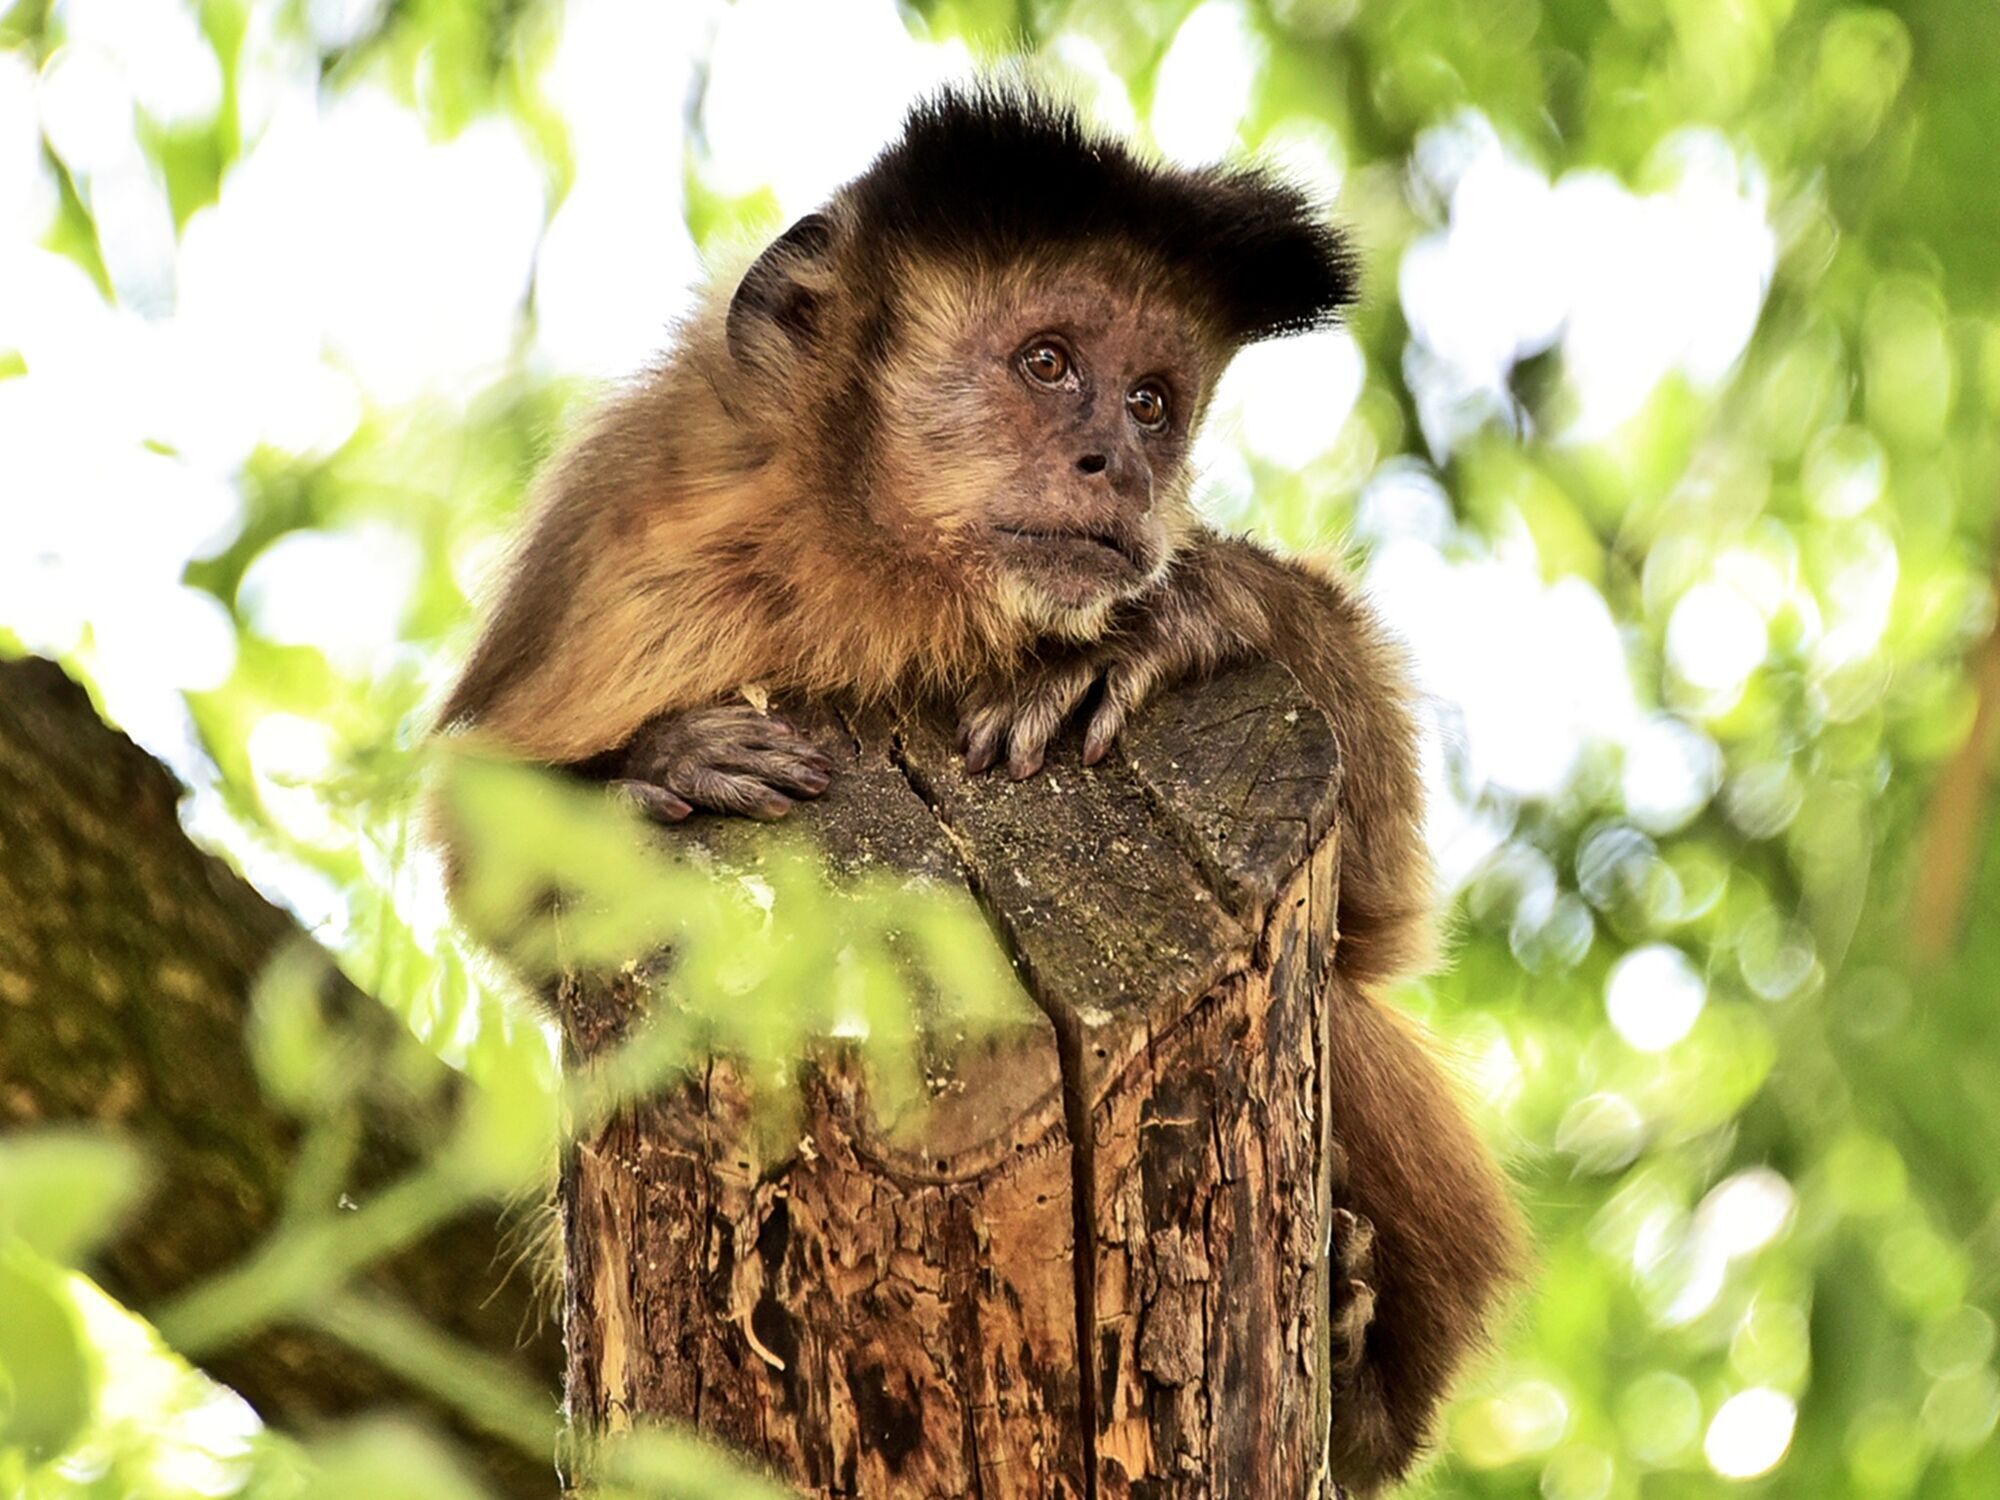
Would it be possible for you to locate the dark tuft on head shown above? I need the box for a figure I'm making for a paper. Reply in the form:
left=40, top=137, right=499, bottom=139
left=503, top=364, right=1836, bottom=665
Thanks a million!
left=842, top=84, right=1356, bottom=345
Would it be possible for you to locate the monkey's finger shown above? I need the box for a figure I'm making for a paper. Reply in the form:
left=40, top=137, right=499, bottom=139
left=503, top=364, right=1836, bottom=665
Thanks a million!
left=686, top=704, right=819, bottom=759
left=1004, top=668, right=1098, bottom=780
left=665, top=766, right=796, bottom=820
left=955, top=707, right=1000, bottom=758
left=962, top=713, right=1005, bottom=776
left=608, top=779, right=694, bottom=824
left=1081, top=700, right=1124, bottom=767
left=707, top=741, right=834, bottom=779
left=1330, top=1207, right=1377, bottom=1282
left=1083, top=662, right=1160, bottom=767
left=745, top=749, right=833, bottom=798
left=739, top=720, right=823, bottom=754
left=1003, top=723, right=1049, bottom=781
left=1329, top=1276, right=1376, bottom=1377
left=684, top=702, right=778, bottom=735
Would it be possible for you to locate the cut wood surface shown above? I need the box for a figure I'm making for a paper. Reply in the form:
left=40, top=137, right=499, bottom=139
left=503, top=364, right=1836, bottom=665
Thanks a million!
left=559, top=661, right=1347, bottom=1499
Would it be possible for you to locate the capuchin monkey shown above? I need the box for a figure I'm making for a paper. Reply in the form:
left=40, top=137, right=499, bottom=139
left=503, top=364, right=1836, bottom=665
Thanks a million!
left=438, top=85, right=1521, bottom=1492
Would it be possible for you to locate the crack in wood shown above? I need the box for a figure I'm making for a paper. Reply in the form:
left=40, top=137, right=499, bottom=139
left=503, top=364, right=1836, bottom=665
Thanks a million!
left=886, top=728, right=1104, bottom=1500
left=1119, top=661, right=1342, bottom=926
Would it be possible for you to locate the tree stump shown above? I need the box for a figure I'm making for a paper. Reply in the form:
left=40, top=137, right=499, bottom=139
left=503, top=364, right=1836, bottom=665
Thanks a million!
left=558, top=661, right=1346, bottom=1498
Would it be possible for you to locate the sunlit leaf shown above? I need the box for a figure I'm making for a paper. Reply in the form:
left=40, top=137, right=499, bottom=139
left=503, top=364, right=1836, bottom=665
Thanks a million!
left=447, top=1025, right=559, bottom=1196
left=0, top=1244, right=91, bottom=1466
left=0, top=1131, right=146, bottom=1266
left=248, top=942, right=364, bottom=1115
left=597, top=1426, right=798, bottom=1500
left=296, top=1420, right=494, bottom=1500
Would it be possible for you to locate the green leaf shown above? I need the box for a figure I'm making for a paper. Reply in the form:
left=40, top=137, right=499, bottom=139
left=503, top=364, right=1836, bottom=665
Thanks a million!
left=297, top=1420, right=494, bottom=1500
left=598, top=1427, right=799, bottom=1500
left=895, top=885, right=1030, bottom=1031
left=447, top=1027, right=559, bottom=1195
left=0, top=1242, right=91, bottom=1466
left=0, top=1129, right=147, bottom=1265
left=248, top=942, right=360, bottom=1115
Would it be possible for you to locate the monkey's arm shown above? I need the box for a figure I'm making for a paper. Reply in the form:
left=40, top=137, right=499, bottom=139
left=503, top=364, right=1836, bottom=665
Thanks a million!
left=1172, top=534, right=1437, bottom=984
left=441, top=538, right=752, bottom=768
left=442, top=557, right=826, bottom=822
left=435, top=385, right=803, bottom=775
left=439, top=544, right=830, bottom=830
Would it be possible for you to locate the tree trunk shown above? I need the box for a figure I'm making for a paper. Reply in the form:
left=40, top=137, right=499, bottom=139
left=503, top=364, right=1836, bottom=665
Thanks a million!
left=559, top=662, right=1346, bottom=1498
left=0, top=656, right=562, bottom=1498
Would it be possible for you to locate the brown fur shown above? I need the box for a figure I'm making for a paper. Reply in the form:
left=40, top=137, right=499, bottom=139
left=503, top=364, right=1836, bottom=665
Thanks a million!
left=438, top=87, right=1521, bottom=1493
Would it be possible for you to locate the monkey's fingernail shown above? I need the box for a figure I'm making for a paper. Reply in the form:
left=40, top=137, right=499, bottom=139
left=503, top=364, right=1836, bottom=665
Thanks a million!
left=965, top=736, right=998, bottom=775
left=1007, top=749, right=1044, bottom=781
left=611, top=780, right=692, bottom=823
left=798, top=769, right=830, bottom=794
left=755, top=793, right=794, bottom=820
left=1083, top=722, right=1117, bottom=765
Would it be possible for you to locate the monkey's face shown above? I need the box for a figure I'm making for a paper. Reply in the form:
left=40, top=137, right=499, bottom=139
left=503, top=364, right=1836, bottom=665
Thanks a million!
left=884, top=269, right=1216, bottom=626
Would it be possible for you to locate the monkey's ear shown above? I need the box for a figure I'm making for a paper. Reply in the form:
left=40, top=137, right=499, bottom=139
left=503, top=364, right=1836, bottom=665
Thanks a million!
left=727, top=213, right=837, bottom=366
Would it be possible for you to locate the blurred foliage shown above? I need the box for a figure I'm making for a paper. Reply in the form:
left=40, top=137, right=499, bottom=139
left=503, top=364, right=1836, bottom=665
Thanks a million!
left=3, top=0, right=2000, bottom=1496
left=0, top=748, right=1023, bottom=1498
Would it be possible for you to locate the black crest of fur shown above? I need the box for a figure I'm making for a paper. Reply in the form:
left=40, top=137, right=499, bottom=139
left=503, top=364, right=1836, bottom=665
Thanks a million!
left=843, top=84, right=1356, bottom=345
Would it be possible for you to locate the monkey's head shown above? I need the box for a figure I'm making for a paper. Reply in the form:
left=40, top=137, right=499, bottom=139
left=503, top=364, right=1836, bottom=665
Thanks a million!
left=721, top=86, right=1355, bottom=634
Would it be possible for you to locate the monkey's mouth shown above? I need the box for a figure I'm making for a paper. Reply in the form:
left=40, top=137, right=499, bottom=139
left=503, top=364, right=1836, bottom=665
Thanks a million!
left=993, top=524, right=1143, bottom=573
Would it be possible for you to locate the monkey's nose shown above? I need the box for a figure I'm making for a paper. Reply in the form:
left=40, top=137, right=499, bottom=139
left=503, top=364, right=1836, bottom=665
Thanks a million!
left=1075, top=452, right=1109, bottom=475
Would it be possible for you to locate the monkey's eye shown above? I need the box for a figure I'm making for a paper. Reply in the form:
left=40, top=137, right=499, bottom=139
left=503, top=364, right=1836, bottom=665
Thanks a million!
left=1020, top=341, right=1072, bottom=386
left=1127, top=381, right=1170, bottom=430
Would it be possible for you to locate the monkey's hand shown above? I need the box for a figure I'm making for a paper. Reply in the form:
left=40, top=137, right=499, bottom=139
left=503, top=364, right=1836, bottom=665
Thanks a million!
left=1327, top=1207, right=1379, bottom=1381
left=607, top=702, right=833, bottom=822
left=957, top=585, right=1248, bottom=781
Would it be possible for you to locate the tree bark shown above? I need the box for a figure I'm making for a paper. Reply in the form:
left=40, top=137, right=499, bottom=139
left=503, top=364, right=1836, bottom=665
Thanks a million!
left=559, top=662, right=1346, bottom=1498
left=0, top=656, right=562, bottom=1498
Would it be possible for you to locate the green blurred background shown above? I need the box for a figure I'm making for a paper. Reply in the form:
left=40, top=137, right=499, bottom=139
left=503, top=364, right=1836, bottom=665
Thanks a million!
left=3, top=0, right=1998, bottom=1495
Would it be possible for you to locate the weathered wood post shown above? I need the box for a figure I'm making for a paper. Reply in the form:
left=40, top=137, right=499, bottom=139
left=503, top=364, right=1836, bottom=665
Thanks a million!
left=558, top=661, right=1345, bottom=1498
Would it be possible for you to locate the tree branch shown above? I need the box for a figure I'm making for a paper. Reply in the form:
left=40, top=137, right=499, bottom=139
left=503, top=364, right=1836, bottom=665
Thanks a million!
left=0, top=655, right=562, bottom=1498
